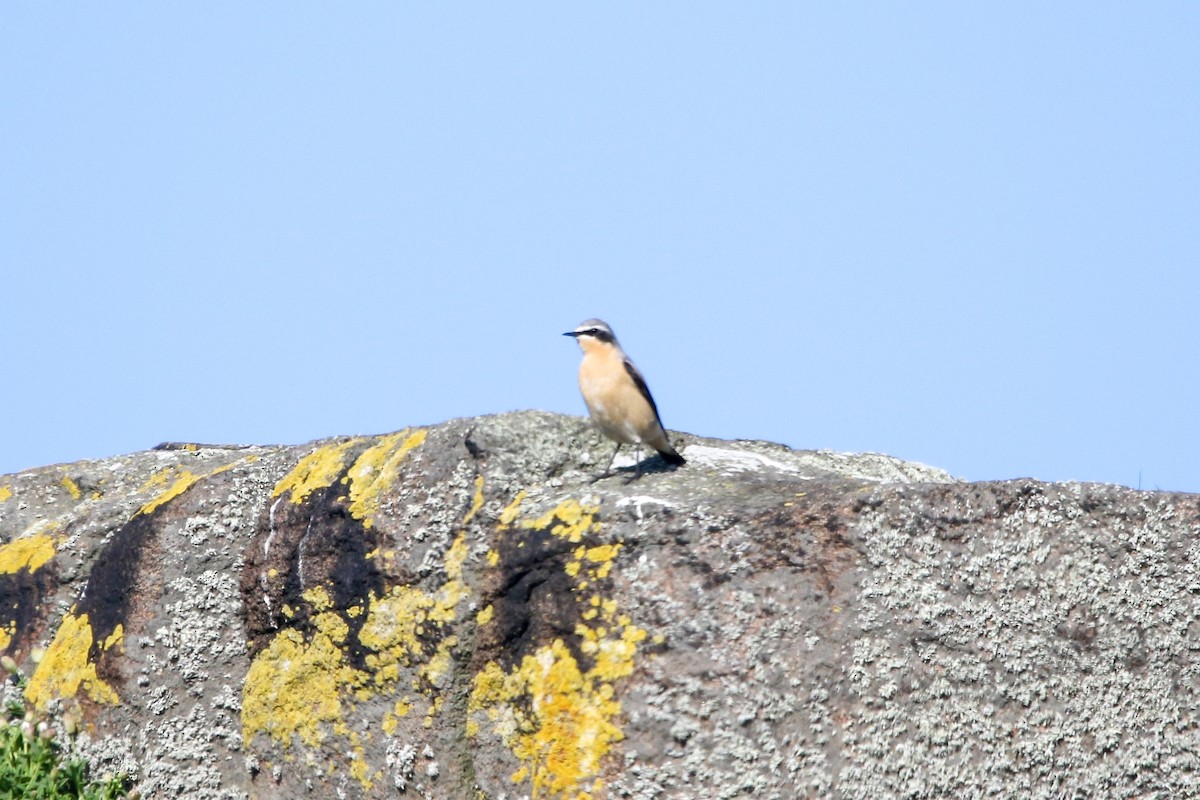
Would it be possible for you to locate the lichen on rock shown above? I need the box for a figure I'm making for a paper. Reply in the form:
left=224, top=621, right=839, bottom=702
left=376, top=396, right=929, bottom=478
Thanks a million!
left=1, top=411, right=1197, bottom=799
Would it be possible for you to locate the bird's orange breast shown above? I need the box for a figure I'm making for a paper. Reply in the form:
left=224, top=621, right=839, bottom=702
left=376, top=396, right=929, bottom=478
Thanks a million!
left=578, top=347, right=662, bottom=446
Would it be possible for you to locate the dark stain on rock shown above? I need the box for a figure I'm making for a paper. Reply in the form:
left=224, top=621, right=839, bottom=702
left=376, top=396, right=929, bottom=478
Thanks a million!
left=472, top=510, right=588, bottom=675
left=242, top=474, right=387, bottom=670
left=294, top=487, right=386, bottom=672
left=78, top=513, right=157, bottom=662
left=0, top=557, right=56, bottom=657
left=78, top=498, right=185, bottom=690
left=463, top=428, right=488, bottom=460
left=71, top=466, right=244, bottom=690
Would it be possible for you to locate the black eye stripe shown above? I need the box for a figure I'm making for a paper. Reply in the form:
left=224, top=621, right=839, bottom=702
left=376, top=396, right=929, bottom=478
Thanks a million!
left=574, top=326, right=613, bottom=342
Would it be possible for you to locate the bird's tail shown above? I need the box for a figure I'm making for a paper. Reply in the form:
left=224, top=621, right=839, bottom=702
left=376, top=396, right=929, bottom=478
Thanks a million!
left=658, top=446, right=685, bottom=466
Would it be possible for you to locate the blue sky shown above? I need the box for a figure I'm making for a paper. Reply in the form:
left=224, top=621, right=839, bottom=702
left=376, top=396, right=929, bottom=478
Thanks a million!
left=3, top=5, right=1198, bottom=491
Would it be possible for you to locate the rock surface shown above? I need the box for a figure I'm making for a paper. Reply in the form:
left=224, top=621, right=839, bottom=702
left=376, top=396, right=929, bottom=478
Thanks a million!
left=1, top=411, right=1197, bottom=799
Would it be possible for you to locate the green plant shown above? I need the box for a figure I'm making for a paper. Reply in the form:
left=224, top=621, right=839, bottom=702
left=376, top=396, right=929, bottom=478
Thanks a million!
left=0, top=708, right=132, bottom=800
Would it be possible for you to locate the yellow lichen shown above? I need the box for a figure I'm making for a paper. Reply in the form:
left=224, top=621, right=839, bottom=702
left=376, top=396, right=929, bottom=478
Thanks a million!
left=428, top=533, right=471, bottom=625
left=498, top=490, right=528, bottom=525
left=359, top=586, right=434, bottom=674
left=349, top=750, right=373, bottom=790
left=138, top=468, right=172, bottom=492
left=464, top=475, right=486, bottom=524
left=588, top=624, right=647, bottom=682
left=102, top=624, right=124, bottom=652
left=382, top=698, right=412, bottom=734
left=312, top=609, right=349, bottom=643
left=243, top=464, right=484, bottom=790
left=138, top=460, right=243, bottom=516
left=515, top=498, right=600, bottom=543
left=303, top=585, right=334, bottom=612
left=471, top=639, right=629, bottom=800
left=444, top=531, right=469, bottom=578
left=0, top=486, right=11, bottom=503
left=241, top=589, right=373, bottom=751
left=138, top=471, right=201, bottom=515
left=241, top=624, right=364, bottom=749
left=25, top=613, right=121, bottom=711
left=354, top=534, right=472, bottom=689
left=585, top=544, right=621, bottom=563
left=423, top=696, right=443, bottom=728
left=421, top=636, right=457, bottom=687
left=469, top=495, right=647, bottom=800
left=0, top=534, right=55, bottom=575
left=0, top=623, right=13, bottom=652
left=60, top=476, right=82, bottom=500
left=344, top=429, right=427, bottom=528
left=273, top=439, right=362, bottom=504
left=477, top=604, right=494, bottom=625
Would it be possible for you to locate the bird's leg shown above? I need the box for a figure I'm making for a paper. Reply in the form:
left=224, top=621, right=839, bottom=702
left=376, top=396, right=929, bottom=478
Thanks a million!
left=607, top=443, right=623, bottom=474
left=623, top=444, right=645, bottom=485
left=593, top=443, right=622, bottom=482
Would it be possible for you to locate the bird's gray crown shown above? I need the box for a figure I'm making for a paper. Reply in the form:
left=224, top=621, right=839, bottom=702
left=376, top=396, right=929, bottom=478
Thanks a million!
left=575, top=318, right=612, bottom=335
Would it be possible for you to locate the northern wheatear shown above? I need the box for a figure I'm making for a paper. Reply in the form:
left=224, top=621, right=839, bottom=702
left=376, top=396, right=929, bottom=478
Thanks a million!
left=564, top=318, right=685, bottom=477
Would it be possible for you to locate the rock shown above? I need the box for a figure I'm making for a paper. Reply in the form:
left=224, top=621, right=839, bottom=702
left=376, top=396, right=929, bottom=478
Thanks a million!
left=0, top=410, right=1196, bottom=799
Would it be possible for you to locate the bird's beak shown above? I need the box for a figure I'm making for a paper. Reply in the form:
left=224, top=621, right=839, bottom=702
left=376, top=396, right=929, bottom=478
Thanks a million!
left=563, top=331, right=580, bottom=338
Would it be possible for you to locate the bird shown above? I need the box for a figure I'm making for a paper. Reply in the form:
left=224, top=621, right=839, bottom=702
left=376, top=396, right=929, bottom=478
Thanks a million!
left=563, top=318, right=685, bottom=478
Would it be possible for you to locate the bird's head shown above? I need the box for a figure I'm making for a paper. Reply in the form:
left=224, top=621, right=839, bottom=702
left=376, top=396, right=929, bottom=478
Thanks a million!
left=563, top=318, right=617, bottom=352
